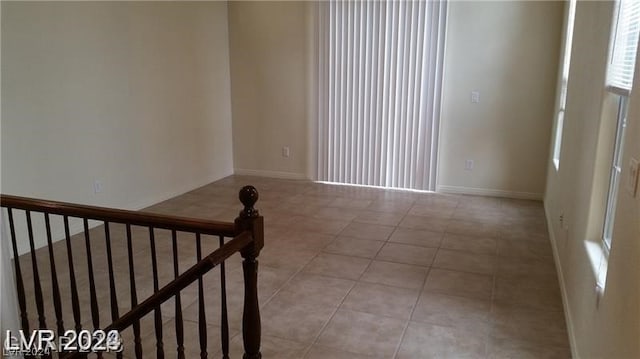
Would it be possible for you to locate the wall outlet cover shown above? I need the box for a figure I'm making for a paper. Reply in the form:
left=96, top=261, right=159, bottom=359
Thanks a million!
left=464, top=159, right=474, bottom=170
left=471, top=91, right=480, bottom=103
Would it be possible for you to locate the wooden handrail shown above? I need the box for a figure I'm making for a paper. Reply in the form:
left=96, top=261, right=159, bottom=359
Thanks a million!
left=0, top=194, right=237, bottom=237
left=3, top=185, right=264, bottom=358
left=109, top=231, right=251, bottom=332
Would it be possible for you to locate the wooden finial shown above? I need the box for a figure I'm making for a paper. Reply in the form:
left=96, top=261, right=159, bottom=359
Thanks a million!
left=239, top=186, right=259, bottom=219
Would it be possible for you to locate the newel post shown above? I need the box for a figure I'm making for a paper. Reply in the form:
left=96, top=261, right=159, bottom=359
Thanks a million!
left=235, top=185, right=264, bottom=359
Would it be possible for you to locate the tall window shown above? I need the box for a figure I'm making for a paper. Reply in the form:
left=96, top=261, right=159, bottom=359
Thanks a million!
left=316, top=1, right=447, bottom=191
left=552, top=0, right=577, bottom=170
left=603, top=0, right=640, bottom=249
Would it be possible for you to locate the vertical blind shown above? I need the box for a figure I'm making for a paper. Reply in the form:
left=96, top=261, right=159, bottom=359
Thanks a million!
left=317, top=0, right=447, bottom=191
left=607, top=0, right=640, bottom=94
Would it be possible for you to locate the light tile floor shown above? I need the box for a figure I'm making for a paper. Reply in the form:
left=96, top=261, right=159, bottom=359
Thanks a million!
left=17, top=175, right=570, bottom=358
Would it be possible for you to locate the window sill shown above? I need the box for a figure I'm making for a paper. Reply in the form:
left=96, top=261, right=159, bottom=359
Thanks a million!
left=585, top=240, right=609, bottom=291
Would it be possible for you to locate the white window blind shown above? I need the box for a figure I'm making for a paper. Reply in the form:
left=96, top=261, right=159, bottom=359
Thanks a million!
left=317, top=0, right=447, bottom=191
left=607, top=0, right=640, bottom=94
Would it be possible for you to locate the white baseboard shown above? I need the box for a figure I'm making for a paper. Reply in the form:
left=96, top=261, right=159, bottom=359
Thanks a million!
left=233, top=168, right=308, bottom=180
left=544, top=202, right=579, bottom=359
left=437, top=185, right=542, bottom=200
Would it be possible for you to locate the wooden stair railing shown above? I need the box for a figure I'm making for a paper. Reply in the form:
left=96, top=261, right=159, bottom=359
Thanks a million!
left=1, top=185, right=263, bottom=359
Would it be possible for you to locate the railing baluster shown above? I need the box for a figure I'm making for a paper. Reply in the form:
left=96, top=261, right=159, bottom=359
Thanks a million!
left=126, top=224, right=143, bottom=359
left=149, top=227, right=164, bottom=359
left=104, top=222, right=120, bottom=320
left=7, top=209, right=30, bottom=334
left=171, top=230, right=185, bottom=359
left=1, top=185, right=263, bottom=359
left=63, top=216, right=82, bottom=332
left=82, top=219, right=103, bottom=359
left=219, top=235, right=229, bottom=359
left=26, top=211, right=52, bottom=359
left=25, top=211, right=48, bottom=331
left=196, top=233, right=208, bottom=359
left=103, top=222, right=122, bottom=359
left=44, top=214, right=64, bottom=335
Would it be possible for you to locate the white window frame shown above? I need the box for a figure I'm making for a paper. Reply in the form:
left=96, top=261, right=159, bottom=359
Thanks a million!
left=602, top=0, right=639, bottom=251
left=552, top=0, right=577, bottom=170
left=602, top=95, right=628, bottom=251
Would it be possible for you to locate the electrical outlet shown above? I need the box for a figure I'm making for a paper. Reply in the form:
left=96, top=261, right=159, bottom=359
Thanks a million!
left=471, top=91, right=480, bottom=103
left=464, top=159, right=474, bottom=170
left=93, top=180, right=103, bottom=194
left=627, top=157, right=639, bottom=197
left=282, top=146, right=290, bottom=158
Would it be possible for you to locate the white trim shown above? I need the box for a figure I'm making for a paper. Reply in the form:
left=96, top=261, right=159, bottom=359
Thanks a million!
left=437, top=185, right=542, bottom=200
left=307, top=1, right=319, bottom=181
left=605, top=84, right=631, bottom=97
left=433, top=1, right=450, bottom=193
left=233, top=168, right=308, bottom=180
left=544, top=202, right=580, bottom=359
left=428, top=0, right=448, bottom=192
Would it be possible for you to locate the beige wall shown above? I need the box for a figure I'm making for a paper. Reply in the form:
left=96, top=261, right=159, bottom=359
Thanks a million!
left=0, top=0, right=21, bottom=341
left=228, top=1, right=311, bottom=179
left=227, top=1, right=563, bottom=196
left=544, top=1, right=640, bottom=358
left=1, top=2, right=234, bottom=252
left=437, top=1, right=563, bottom=199
left=1, top=0, right=234, bottom=331
left=4, top=2, right=638, bottom=355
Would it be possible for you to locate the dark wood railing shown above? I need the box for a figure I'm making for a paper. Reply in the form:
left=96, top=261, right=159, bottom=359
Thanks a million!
left=1, top=186, right=264, bottom=358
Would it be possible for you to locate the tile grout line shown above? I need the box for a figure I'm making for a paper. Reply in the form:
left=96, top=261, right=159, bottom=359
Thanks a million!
left=301, top=210, right=409, bottom=358
left=29, top=177, right=558, bottom=357
left=484, top=200, right=501, bottom=357
left=258, top=186, right=329, bottom=310
left=288, top=190, right=414, bottom=356
left=275, top=207, right=345, bottom=358
left=390, top=262, right=433, bottom=359
left=389, top=196, right=451, bottom=359
left=258, top=236, right=328, bottom=309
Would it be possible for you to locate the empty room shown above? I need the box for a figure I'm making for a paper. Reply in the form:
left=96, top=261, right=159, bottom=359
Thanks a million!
left=1, top=1, right=638, bottom=358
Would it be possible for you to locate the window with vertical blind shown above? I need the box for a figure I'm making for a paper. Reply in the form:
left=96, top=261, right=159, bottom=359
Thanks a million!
left=316, top=0, right=447, bottom=191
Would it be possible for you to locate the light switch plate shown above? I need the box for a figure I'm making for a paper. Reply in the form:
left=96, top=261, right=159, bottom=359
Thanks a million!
left=93, top=180, right=103, bottom=194
left=627, top=157, right=639, bottom=197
